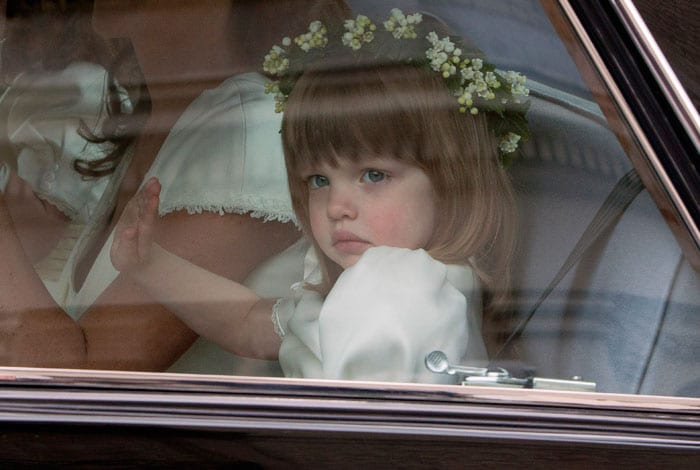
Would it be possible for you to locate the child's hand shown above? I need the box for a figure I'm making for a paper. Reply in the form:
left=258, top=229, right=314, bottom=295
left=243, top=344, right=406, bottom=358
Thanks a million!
left=111, top=177, right=161, bottom=273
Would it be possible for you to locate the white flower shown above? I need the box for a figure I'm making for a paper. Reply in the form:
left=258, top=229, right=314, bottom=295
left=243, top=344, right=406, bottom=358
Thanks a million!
left=456, top=87, right=474, bottom=107
left=485, top=71, right=500, bottom=88
left=384, top=8, right=421, bottom=39
left=309, top=21, right=322, bottom=33
left=461, top=66, right=475, bottom=80
left=474, top=78, right=490, bottom=98
left=343, top=14, right=376, bottom=50
left=426, top=32, right=464, bottom=75
left=430, top=51, right=449, bottom=71
left=410, top=13, right=423, bottom=24
left=262, top=45, right=289, bottom=76
left=499, top=133, right=521, bottom=154
left=264, top=81, right=287, bottom=113
left=503, top=70, right=529, bottom=101
left=294, top=20, right=328, bottom=52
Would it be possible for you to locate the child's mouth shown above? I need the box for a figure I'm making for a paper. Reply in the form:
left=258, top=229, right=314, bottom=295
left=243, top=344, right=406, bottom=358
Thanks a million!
left=332, top=231, right=372, bottom=254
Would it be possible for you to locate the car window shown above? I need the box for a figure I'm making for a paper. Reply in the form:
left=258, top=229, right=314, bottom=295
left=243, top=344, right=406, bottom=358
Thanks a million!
left=0, top=0, right=698, bottom=401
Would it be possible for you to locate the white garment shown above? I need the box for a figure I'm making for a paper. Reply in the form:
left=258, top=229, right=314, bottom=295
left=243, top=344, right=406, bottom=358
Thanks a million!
left=59, top=72, right=304, bottom=375
left=0, top=62, right=129, bottom=303
left=274, top=246, right=487, bottom=384
left=0, top=62, right=127, bottom=222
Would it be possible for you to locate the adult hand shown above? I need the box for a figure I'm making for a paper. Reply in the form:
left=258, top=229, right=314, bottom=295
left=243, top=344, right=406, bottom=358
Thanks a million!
left=111, top=177, right=161, bottom=273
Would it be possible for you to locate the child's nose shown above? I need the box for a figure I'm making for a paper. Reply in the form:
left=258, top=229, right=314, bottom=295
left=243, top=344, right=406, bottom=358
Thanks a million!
left=326, top=184, right=357, bottom=220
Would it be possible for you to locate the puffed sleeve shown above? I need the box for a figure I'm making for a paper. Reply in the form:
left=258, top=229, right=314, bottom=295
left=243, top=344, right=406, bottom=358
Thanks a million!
left=318, top=246, right=485, bottom=384
left=144, top=72, right=295, bottom=224
left=3, top=63, right=124, bottom=222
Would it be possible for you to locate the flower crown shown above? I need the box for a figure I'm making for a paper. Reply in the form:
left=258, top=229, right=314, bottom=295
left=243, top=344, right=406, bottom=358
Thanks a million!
left=263, top=8, right=530, bottom=161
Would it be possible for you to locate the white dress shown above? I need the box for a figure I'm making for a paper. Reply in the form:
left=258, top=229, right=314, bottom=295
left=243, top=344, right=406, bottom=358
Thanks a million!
left=0, top=62, right=129, bottom=302
left=273, top=246, right=487, bottom=384
left=0, top=62, right=128, bottom=222
left=59, top=72, right=306, bottom=375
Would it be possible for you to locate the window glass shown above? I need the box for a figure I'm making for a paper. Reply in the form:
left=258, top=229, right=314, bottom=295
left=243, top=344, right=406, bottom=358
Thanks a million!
left=0, top=0, right=697, bottom=399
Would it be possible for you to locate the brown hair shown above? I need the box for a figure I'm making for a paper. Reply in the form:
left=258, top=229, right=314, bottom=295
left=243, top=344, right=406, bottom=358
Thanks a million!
left=2, top=0, right=147, bottom=177
left=282, top=60, right=517, bottom=306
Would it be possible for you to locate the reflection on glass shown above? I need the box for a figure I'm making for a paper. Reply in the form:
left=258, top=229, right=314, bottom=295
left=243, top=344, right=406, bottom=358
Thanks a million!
left=0, top=0, right=697, bottom=399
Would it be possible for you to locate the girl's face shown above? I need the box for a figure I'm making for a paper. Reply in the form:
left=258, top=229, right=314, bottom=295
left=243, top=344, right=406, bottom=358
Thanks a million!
left=304, top=155, right=436, bottom=269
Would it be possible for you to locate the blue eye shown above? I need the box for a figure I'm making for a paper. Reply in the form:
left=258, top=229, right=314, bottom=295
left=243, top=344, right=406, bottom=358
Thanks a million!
left=362, top=169, right=386, bottom=183
left=308, top=175, right=329, bottom=189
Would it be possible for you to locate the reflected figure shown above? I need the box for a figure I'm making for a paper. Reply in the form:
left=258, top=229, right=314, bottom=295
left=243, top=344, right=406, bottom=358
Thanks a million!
left=0, top=0, right=135, bottom=301
left=0, top=0, right=349, bottom=373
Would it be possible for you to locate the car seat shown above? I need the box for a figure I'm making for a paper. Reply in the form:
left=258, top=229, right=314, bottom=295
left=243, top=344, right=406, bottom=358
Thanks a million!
left=503, top=81, right=700, bottom=397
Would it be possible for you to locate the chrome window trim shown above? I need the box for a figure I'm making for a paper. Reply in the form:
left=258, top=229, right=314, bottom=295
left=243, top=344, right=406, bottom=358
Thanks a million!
left=613, top=0, right=700, bottom=151
left=555, top=0, right=700, bottom=253
left=1, top=368, right=699, bottom=448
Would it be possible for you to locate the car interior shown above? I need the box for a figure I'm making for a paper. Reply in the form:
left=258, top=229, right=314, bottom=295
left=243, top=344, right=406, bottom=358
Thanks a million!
left=2, top=2, right=699, bottom=465
left=508, top=80, right=700, bottom=397
left=0, top=0, right=697, bottom=399
left=403, top=0, right=700, bottom=397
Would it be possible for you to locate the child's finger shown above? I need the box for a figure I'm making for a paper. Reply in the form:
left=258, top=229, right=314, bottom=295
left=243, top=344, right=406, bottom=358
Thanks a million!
left=117, top=191, right=140, bottom=232
left=136, top=185, right=146, bottom=218
left=111, top=226, right=138, bottom=271
left=136, top=178, right=160, bottom=224
left=145, top=177, right=161, bottom=196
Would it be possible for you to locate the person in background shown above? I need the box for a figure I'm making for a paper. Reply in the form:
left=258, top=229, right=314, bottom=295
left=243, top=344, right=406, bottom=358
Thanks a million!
left=0, top=0, right=139, bottom=303
left=0, top=0, right=350, bottom=375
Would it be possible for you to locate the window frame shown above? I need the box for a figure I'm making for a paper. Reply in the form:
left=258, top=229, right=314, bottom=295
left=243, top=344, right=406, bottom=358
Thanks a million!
left=545, top=0, right=700, bottom=269
left=0, top=2, right=699, bottom=462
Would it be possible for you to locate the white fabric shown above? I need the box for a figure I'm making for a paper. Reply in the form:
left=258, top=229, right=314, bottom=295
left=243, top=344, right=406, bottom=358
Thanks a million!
left=0, top=62, right=126, bottom=222
left=60, top=73, right=303, bottom=375
left=146, top=72, right=294, bottom=223
left=0, top=62, right=129, bottom=304
left=274, top=246, right=487, bottom=384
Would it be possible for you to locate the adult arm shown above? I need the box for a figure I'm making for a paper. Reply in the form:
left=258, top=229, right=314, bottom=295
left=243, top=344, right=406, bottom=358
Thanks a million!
left=0, top=192, right=86, bottom=364
left=0, top=189, right=298, bottom=370
left=0, top=166, right=70, bottom=263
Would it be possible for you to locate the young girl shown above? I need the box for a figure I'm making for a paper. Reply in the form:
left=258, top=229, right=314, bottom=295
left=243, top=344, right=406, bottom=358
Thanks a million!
left=110, top=9, right=528, bottom=383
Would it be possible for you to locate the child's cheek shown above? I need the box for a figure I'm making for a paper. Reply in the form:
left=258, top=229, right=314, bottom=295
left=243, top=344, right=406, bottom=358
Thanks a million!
left=367, top=209, right=408, bottom=246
